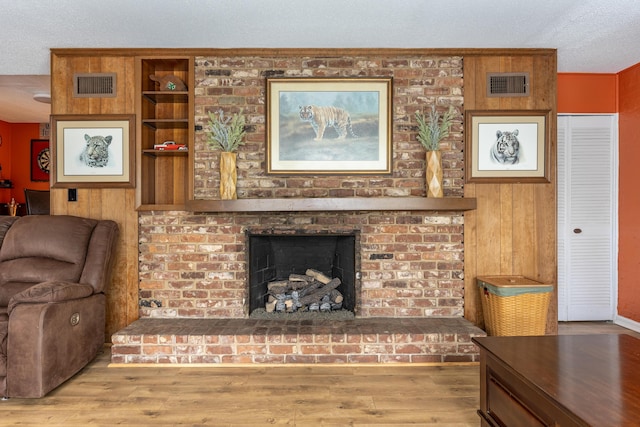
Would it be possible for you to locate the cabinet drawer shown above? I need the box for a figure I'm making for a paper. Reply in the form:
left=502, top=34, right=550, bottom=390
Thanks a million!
left=487, top=375, right=546, bottom=427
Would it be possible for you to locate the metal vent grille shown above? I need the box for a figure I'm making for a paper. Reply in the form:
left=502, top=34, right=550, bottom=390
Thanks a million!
left=487, top=73, right=529, bottom=97
left=73, top=73, right=116, bottom=98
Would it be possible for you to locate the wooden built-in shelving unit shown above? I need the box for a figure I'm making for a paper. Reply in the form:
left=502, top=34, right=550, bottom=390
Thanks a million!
left=136, top=57, right=194, bottom=210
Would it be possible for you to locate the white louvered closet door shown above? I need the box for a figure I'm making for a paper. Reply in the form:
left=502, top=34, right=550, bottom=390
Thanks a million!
left=557, top=115, right=617, bottom=321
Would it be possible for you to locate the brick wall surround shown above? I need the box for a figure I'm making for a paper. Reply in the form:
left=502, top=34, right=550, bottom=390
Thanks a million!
left=138, top=211, right=465, bottom=318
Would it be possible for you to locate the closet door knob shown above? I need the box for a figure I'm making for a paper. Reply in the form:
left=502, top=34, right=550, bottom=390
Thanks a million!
left=573, top=228, right=582, bottom=234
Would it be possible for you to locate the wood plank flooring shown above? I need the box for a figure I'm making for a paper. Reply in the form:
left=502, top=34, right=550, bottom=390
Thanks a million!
left=0, top=321, right=637, bottom=426
left=0, top=352, right=480, bottom=426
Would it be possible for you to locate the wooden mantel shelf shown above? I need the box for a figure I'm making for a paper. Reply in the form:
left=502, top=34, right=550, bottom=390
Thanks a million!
left=185, top=197, right=476, bottom=213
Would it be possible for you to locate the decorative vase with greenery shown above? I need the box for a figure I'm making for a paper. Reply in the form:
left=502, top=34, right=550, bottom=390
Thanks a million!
left=415, top=105, right=455, bottom=198
left=206, top=109, right=246, bottom=200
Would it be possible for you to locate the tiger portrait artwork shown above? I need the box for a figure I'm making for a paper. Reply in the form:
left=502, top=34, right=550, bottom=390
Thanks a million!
left=299, top=105, right=357, bottom=141
left=491, top=129, right=520, bottom=165
left=80, top=134, right=112, bottom=167
left=268, top=78, right=391, bottom=173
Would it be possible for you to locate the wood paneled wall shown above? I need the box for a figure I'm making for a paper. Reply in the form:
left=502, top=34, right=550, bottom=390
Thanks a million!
left=463, top=54, right=558, bottom=333
left=51, top=48, right=557, bottom=339
left=50, top=53, right=139, bottom=339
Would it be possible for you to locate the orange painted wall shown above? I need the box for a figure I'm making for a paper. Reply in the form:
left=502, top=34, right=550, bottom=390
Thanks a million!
left=558, top=72, right=640, bottom=322
left=559, top=68, right=640, bottom=323
left=557, top=73, right=617, bottom=113
left=0, top=121, right=49, bottom=209
left=0, top=120, right=11, bottom=179
left=617, top=63, right=640, bottom=322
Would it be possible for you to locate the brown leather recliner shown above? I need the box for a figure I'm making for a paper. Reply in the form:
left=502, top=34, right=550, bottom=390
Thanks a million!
left=0, top=215, right=118, bottom=398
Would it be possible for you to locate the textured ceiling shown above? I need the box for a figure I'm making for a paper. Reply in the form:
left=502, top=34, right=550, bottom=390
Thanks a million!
left=1, top=0, right=639, bottom=123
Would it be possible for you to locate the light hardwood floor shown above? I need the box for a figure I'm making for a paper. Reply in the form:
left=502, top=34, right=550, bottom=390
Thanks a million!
left=1, top=322, right=637, bottom=426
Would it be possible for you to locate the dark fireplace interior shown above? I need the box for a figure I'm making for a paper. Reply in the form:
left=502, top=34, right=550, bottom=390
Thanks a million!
left=247, top=232, right=357, bottom=314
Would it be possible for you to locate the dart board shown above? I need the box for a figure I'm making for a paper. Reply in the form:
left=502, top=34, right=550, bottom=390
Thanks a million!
left=37, top=147, right=50, bottom=173
left=30, top=139, right=50, bottom=181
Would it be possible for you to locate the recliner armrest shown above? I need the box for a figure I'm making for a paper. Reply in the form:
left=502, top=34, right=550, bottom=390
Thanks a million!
left=7, top=281, right=94, bottom=314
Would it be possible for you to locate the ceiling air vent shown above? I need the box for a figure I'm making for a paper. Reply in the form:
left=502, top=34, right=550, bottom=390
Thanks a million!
left=487, top=72, right=529, bottom=97
left=73, top=73, right=116, bottom=98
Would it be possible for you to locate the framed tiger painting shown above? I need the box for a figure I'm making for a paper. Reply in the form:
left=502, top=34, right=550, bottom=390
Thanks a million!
left=50, top=115, right=135, bottom=188
left=465, top=110, right=551, bottom=183
left=266, top=77, right=392, bottom=175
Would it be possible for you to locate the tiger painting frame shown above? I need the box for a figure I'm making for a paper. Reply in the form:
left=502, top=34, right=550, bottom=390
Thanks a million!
left=266, top=77, right=392, bottom=175
left=51, top=114, right=135, bottom=188
left=465, top=110, right=551, bottom=183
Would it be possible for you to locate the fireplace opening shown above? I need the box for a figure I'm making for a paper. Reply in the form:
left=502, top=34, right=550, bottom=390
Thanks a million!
left=247, top=232, right=358, bottom=316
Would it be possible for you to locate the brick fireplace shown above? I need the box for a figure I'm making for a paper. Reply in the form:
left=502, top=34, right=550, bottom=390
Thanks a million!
left=110, top=52, right=487, bottom=364
left=111, top=210, right=485, bottom=364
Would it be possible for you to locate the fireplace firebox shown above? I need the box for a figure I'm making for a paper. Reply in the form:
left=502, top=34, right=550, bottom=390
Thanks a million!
left=247, top=232, right=358, bottom=315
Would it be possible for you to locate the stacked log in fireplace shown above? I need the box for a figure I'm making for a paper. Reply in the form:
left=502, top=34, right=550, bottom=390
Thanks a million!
left=265, top=269, right=344, bottom=313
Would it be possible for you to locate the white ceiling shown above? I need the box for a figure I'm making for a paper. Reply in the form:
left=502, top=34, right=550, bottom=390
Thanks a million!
left=1, top=0, right=640, bottom=123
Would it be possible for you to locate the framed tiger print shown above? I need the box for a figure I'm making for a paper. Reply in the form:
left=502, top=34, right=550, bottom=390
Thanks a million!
left=465, top=110, right=551, bottom=183
left=50, top=115, right=135, bottom=188
left=266, top=77, right=392, bottom=175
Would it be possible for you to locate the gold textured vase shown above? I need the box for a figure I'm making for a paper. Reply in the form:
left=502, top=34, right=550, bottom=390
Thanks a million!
left=426, top=151, right=443, bottom=198
left=219, top=152, right=238, bottom=200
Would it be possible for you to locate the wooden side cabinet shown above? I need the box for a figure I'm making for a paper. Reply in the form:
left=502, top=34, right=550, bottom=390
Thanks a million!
left=136, top=56, right=194, bottom=210
left=474, top=335, right=640, bottom=427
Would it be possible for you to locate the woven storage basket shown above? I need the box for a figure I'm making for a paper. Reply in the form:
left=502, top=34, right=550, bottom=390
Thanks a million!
left=477, top=276, right=553, bottom=336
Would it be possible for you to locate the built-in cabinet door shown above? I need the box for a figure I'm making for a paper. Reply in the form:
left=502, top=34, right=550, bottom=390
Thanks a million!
left=557, top=115, right=617, bottom=321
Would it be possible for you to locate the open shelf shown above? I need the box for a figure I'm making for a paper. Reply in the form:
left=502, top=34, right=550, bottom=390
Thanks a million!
left=142, top=149, right=188, bottom=158
left=141, top=119, right=189, bottom=130
left=142, top=91, right=189, bottom=104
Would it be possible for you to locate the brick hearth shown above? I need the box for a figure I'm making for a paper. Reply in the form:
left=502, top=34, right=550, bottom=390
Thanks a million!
left=111, top=317, right=485, bottom=364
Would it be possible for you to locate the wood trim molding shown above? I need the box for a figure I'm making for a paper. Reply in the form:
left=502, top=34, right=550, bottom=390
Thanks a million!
left=51, top=47, right=556, bottom=59
left=185, top=197, right=476, bottom=213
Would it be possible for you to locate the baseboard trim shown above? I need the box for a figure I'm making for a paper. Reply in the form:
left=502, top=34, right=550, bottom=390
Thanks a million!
left=614, top=315, right=640, bottom=333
